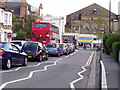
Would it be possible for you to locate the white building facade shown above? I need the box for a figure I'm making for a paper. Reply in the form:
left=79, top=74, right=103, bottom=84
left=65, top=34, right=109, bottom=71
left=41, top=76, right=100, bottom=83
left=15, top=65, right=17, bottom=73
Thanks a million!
left=0, top=8, right=12, bottom=42
left=43, top=14, right=64, bottom=43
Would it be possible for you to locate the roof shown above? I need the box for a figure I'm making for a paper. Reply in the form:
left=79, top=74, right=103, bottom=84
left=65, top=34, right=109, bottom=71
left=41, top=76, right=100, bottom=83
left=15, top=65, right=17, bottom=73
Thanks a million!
left=67, top=3, right=117, bottom=17
left=5, top=2, right=20, bottom=16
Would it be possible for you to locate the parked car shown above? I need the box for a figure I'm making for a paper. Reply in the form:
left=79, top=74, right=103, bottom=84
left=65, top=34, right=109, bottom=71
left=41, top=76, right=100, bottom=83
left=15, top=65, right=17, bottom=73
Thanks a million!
left=21, top=41, right=49, bottom=62
left=46, top=43, right=63, bottom=57
left=11, top=40, right=27, bottom=49
left=0, top=42, right=28, bottom=69
left=59, top=43, right=70, bottom=55
left=67, top=43, right=75, bottom=52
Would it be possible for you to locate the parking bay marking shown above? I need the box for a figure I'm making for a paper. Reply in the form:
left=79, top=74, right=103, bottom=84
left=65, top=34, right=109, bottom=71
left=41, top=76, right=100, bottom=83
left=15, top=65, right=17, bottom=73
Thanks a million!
left=65, top=50, right=78, bottom=58
left=0, top=58, right=63, bottom=89
left=0, top=60, right=59, bottom=74
left=0, top=50, right=78, bottom=88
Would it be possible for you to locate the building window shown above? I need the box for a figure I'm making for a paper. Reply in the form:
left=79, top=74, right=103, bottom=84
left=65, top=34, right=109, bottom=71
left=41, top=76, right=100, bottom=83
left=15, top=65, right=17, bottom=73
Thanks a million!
left=9, top=14, right=12, bottom=25
left=4, top=32, right=7, bottom=42
left=4, top=13, right=8, bottom=24
left=78, top=14, right=81, bottom=20
left=4, top=12, right=12, bottom=26
left=0, top=32, right=1, bottom=42
left=74, top=26, right=80, bottom=33
left=0, top=9, right=4, bottom=23
left=83, top=27, right=89, bottom=33
left=92, top=27, right=98, bottom=33
left=92, top=9, right=97, bottom=15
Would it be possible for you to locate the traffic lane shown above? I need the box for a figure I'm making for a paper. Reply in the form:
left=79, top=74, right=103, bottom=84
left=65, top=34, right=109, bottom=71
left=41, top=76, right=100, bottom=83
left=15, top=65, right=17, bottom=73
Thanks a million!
left=0, top=55, right=60, bottom=72
left=4, top=50, right=92, bottom=88
left=0, top=55, right=64, bottom=84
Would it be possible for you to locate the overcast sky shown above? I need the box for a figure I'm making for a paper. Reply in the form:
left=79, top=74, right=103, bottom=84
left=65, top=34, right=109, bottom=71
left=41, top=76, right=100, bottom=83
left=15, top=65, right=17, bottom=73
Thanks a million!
left=27, top=0, right=119, bottom=17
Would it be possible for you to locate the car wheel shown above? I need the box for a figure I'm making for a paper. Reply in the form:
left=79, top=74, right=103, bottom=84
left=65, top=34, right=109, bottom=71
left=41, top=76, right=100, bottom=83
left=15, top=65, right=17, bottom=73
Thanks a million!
left=22, top=57, right=28, bottom=66
left=66, top=51, right=69, bottom=55
left=39, top=55, right=42, bottom=62
left=4, top=59, right=12, bottom=69
left=57, top=53, right=60, bottom=57
left=45, top=54, right=49, bottom=60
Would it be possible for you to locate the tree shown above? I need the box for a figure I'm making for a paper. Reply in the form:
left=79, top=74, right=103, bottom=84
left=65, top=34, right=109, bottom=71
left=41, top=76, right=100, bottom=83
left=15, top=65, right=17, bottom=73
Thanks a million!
left=15, top=29, right=26, bottom=40
left=13, top=15, right=36, bottom=40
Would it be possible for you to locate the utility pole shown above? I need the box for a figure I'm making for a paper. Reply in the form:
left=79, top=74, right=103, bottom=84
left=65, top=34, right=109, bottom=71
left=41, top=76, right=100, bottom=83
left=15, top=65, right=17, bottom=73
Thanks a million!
left=109, top=0, right=112, bottom=33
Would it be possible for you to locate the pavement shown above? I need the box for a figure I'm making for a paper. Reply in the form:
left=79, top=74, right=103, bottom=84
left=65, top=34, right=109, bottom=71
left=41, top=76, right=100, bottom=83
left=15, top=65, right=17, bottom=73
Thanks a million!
left=101, top=52, right=119, bottom=89
left=86, top=49, right=119, bottom=89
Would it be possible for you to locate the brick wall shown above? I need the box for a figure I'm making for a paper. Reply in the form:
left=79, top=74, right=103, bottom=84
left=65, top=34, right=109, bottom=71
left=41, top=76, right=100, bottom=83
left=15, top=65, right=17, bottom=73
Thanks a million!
left=20, top=1, right=27, bottom=17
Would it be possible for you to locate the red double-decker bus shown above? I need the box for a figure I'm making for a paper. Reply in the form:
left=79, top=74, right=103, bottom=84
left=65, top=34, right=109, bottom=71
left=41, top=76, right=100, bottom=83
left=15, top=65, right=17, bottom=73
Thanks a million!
left=32, top=22, right=59, bottom=45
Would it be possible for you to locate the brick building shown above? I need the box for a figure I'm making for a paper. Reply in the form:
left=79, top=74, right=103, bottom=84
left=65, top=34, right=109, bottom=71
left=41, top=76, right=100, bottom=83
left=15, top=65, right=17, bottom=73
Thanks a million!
left=4, top=0, right=42, bottom=21
left=65, top=3, right=118, bottom=34
left=64, top=3, right=118, bottom=48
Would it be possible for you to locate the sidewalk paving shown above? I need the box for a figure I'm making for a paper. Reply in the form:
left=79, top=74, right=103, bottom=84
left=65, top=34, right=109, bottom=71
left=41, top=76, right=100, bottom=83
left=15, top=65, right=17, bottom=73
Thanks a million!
left=101, top=53, right=119, bottom=89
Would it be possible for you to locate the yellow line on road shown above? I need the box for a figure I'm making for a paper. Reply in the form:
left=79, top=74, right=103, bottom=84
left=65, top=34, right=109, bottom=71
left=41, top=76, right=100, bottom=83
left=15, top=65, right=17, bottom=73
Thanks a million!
left=85, top=51, right=94, bottom=66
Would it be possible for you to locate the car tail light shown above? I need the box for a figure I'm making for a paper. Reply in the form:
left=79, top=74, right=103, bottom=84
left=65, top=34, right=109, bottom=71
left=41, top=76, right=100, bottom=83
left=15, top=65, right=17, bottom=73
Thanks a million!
left=0, top=50, right=5, bottom=55
left=38, top=52, right=40, bottom=55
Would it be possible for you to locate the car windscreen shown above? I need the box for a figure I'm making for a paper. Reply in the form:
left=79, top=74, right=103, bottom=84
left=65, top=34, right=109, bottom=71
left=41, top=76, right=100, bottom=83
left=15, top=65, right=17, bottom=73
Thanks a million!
left=46, top=44, right=56, bottom=48
left=22, top=43, right=38, bottom=51
left=0, top=43, right=5, bottom=49
left=11, top=42, right=22, bottom=46
left=59, top=44, right=64, bottom=48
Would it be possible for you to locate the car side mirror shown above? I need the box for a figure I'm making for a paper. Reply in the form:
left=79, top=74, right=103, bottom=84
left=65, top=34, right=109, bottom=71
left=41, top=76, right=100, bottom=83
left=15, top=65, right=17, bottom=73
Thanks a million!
left=38, top=47, right=41, bottom=50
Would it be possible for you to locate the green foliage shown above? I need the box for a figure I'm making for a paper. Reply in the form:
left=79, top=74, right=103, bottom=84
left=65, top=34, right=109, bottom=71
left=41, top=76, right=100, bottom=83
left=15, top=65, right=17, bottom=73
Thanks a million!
left=15, top=29, right=26, bottom=40
left=112, top=42, right=120, bottom=61
left=106, top=34, right=120, bottom=54
left=13, top=22, right=23, bottom=32
left=103, top=34, right=110, bottom=55
left=12, top=15, right=17, bottom=21
left=13, top=15, right=36, bottom=40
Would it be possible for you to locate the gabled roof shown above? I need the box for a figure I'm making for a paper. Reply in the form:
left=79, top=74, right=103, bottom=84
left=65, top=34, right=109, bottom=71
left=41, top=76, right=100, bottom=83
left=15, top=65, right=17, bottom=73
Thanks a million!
left=68, top=3, right=116, bottom=17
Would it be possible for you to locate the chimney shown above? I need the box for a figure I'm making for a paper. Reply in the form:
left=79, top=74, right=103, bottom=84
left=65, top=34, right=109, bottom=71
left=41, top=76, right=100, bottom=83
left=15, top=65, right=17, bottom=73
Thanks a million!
left=20, top=0, right=27, bottom=17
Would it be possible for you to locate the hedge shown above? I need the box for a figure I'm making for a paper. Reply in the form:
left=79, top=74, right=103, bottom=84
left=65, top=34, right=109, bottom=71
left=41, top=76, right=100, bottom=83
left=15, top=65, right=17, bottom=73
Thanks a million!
left=112, top=42, right=120, bottom=61
left=103, top=34, right=109, bottom=55
left=106, top=34, right=120, bottom=54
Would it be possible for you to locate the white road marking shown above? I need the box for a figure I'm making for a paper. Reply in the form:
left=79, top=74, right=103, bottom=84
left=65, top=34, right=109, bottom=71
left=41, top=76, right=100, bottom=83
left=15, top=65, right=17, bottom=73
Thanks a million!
left=65, top=55, right=70, bottom=58
left=0, top=58, right=63, bottom=89
left=70, top=66, right=87, bottom=89
left=65, top=50, right=78, bottom=58
left=0, top=60, right=56, bottom=73
left=100, top=61, right=108, bottom=89
left=70, top=51, right=94, bottom=90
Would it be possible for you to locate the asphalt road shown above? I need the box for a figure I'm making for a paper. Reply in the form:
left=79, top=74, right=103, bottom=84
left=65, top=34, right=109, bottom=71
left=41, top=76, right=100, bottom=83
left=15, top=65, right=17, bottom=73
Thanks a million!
left=0, top=49, right=93, bottom=89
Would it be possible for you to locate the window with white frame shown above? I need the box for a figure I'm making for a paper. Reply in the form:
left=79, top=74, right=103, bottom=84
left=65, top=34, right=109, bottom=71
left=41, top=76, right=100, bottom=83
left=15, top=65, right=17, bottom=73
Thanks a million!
left=0, top=9, right=4, bottom=23
left=4, top=32, right=7, bottom=42
left=4, top=13, right=8, bottom=25
left=0, top=32, right=1, bottom=42
left=9, top=13, right=12, bottom=25
left=4, top=12, right=12, bottom=26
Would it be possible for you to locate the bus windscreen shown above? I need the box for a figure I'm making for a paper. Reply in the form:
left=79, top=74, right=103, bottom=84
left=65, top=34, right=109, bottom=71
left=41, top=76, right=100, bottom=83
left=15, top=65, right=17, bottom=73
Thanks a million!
left=35, top=23, right=47, bottom=28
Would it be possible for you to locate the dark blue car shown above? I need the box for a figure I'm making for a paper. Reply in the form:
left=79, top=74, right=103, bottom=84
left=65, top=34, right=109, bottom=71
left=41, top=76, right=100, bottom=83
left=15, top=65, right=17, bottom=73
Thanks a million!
left=46, top=43, right=63, bottom=57
left=0, top=43, right=28, bottom=69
